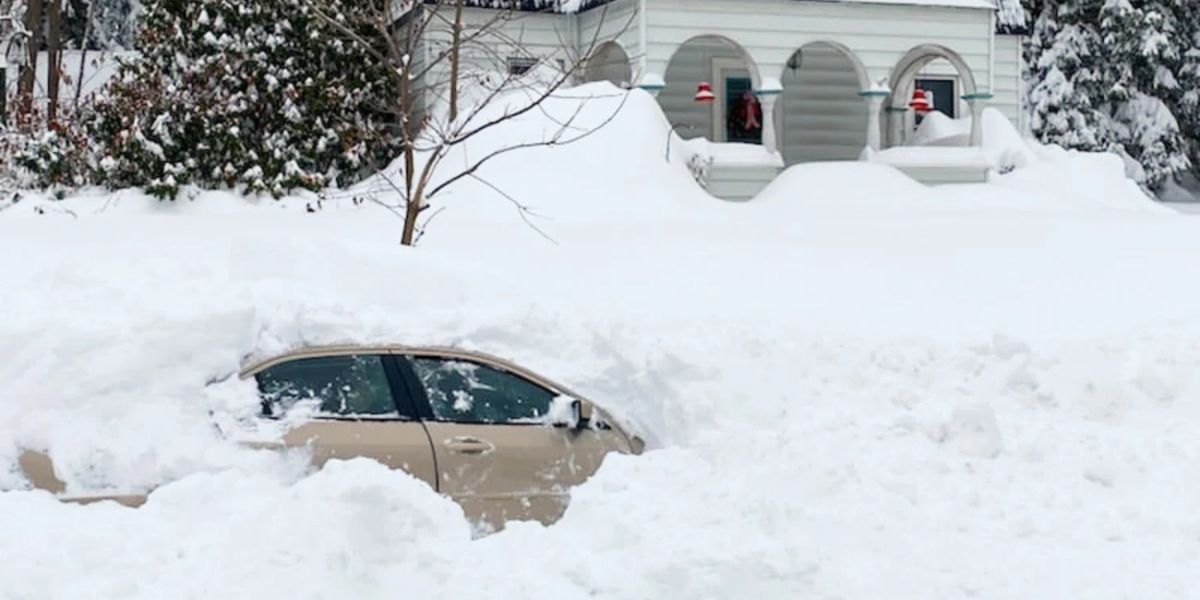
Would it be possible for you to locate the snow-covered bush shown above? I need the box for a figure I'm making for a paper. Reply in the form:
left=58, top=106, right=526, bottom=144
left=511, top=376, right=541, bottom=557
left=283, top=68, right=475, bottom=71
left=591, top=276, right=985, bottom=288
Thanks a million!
left=686, top=153, right=712, bottom=189
left=64, top=0, right=142, bottom=50
left=1023, top=0, right=1198, bottom=193
left=87, top=0, right=401, bottom=199
left=0, top=104, right=97, bottom=192
left=12, top=128, right=94, bottom=189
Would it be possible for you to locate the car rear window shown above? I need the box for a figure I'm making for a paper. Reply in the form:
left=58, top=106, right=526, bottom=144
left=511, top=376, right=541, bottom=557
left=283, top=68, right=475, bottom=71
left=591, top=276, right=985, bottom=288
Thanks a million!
left=255, top=354, right=397, bottom=418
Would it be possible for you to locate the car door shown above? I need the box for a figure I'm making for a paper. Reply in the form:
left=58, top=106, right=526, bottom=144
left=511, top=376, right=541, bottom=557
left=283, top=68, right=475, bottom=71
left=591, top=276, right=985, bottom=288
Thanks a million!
left=252, top=352, right=438, bottom=487
left=397, top=351, right=632, bottom=530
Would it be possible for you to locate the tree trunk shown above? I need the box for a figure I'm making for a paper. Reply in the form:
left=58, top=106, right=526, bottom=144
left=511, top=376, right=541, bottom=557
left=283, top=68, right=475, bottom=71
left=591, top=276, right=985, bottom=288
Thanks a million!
left=0, top=67, right=7, bottom=125
left=19, top=0, right=45, bottom=120
left=400, top=10, right=421, bottom=246
left=400, top=180, right=421, bottom=246
left=448, top=0, right=464, bottom=122
left=74, top=0, right=96, bottom=109
left=46, top=0, right=63, bottom=125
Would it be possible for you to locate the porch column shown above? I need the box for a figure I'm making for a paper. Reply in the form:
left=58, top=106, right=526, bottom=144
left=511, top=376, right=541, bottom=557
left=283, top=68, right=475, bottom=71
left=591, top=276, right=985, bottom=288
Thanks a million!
left=886, top=106, right=908, bottom=148
left=756, top=78, right=783, bottom=154
left=858, top=89, right=890, bottom=152
left=637, top=73, right=666, bottom=98
left=964, top=92, right=993, bottom=146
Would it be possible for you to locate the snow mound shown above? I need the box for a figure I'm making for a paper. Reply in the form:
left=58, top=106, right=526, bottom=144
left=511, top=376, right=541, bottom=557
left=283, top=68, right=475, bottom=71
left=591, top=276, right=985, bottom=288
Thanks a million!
left=907, top=108, right=1037, bottom=171
left=365, top=82, right=707, bottom=236
left=992, top=144, right=1169, bottom=214
left=0, top=459, right=474, bottom=598
left=3, top=78, right=1200, bottom=598
left=755, top=161, right=929, bottom=210
left=908, top=110, right=970, bottom=147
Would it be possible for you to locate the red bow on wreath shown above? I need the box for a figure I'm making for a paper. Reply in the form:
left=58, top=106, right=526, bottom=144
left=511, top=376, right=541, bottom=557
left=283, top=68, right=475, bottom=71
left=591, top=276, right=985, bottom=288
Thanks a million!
left=741, top=91, right=761, bottom=131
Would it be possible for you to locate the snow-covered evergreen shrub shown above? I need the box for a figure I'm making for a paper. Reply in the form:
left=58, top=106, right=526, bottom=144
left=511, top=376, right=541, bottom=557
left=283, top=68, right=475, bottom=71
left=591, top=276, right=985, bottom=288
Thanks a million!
left=13, top=128, right=94, bottom=188
left=1, top=106, right=96, bottom=191
left=88, top=0, right=400, bottom=198
left=65, top=0, right=142, bottom=49
left=1023, top=0, right=1197, bottom=192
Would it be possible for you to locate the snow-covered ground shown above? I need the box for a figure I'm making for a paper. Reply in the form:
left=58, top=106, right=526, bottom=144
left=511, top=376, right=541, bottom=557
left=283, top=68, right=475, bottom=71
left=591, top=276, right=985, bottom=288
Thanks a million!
left=3, top=85, right=1200, bottom=599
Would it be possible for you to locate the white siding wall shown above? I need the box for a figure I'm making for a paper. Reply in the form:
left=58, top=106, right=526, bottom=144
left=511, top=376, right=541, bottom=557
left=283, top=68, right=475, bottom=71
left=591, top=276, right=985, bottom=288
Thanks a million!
left=658, top=37, right=747, bottom=141
left=420, top=7, right=578, bottom=97
left=779, top=44, right=868, bottom=164
left=579, top=0, right=641, bottom=77
left=418, top=3, right=643, bottom=107
left=993, top=34, right=1024, bottom=132
left=643, top=0, right=995, bottom=93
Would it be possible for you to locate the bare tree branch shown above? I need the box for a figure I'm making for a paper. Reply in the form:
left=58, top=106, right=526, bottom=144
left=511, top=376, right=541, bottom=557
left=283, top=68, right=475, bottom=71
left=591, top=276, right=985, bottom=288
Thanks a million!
left=308, top=0, right=634, bottom=245
left=469, top=173, right=556, bottom=245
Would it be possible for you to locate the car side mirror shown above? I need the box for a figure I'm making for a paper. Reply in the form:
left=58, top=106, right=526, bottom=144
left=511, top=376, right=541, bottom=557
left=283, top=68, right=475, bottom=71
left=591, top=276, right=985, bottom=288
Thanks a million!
left=549, top=397, right=587, bottom=430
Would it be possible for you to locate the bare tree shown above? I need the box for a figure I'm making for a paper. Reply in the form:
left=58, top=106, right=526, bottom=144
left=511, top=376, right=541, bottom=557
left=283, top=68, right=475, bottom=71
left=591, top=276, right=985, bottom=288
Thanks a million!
left=72, top=0, right=94, bottom=109
left=17, top=0, right=41, bottom=117
left=306, top=0, right=634, bottom=245
left=44, top=0, right=59, bottom=123
left=447, top=0, right=464, bottom=122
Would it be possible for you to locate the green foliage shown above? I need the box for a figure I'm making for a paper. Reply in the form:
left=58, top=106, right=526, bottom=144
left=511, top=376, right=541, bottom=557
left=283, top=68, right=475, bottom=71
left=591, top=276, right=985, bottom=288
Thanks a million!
left=88, top=0, right=401, bottom=199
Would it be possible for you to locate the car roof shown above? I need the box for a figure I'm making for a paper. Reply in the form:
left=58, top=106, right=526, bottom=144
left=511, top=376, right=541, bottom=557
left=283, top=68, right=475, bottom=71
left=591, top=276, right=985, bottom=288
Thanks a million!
left=238, top=345, right=580, bottom=398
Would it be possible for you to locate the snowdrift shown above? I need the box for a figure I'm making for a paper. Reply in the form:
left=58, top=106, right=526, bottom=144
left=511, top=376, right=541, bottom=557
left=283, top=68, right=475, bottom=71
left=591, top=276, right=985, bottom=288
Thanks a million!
left=2, top=83, right=1200, bottom=598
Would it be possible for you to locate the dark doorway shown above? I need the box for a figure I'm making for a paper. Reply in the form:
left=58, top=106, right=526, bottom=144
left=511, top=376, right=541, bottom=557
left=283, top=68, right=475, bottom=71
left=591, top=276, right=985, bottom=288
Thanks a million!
left=915, top=78, right=957, bottom=118
left=724, top=76, right=762, bottom=144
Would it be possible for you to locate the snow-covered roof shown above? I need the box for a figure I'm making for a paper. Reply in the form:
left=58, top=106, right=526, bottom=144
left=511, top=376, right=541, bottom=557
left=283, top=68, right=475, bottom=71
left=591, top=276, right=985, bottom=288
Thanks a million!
left=834, top=0, right=996, bottom=9
left=432, top=0, right=1028, bottom=31
left=422, top=0, right=614, bottom=12
left=994, top=0, right=1028, bottom=34
left=433, top=0, right=1007, bottom=12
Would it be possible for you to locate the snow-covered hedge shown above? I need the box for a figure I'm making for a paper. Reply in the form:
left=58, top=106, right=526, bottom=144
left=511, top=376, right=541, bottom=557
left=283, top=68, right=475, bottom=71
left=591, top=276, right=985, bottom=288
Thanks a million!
left=80, top=0, right=401, bottom=198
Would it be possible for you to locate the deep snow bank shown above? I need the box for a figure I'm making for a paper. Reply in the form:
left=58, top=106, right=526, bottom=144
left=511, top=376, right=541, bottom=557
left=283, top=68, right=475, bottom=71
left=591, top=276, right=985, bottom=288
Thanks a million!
left=3, top=84, right=1200, bottom=599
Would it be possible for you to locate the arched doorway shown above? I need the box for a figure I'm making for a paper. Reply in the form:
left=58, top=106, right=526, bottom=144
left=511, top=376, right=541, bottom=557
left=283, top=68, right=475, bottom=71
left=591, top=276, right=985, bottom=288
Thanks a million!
left=778, top=42, right=869, bottom=165
left=661, top=35, right=761, bottom=143
left=585, top=42, right=633, bottom=88
left=886, top=45, right=979, bottom=147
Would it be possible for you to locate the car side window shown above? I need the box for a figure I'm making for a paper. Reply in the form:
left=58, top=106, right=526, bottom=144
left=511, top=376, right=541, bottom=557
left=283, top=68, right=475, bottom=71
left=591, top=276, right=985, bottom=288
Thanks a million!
left=255, top=354, right=397, bottom=418
left=408, top=357, right=557, bottom=424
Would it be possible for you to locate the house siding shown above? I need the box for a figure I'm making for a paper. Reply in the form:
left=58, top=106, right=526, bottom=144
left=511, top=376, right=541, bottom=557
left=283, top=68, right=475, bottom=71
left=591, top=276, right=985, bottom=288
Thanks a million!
left=993, top=34, right=1024, bottom=133
left=779, top=43, right=869, bottom=164
left=657, top=37, right=745, bottom=141
left=579, top=0, right=641, bottom=72
left=420, top=8, right=578, bottom=87
left=643, top=0, right=995, bottom=93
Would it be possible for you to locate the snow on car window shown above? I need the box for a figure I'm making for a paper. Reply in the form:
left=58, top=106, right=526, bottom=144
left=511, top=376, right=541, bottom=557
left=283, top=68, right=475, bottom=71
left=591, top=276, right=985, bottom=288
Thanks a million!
left=255, top=355, right=398, bottom=417
left=410, top=357, right=556, bottom=424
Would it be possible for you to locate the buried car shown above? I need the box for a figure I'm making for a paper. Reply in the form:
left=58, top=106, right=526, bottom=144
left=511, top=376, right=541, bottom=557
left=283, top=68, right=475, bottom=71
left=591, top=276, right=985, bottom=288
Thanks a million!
left=19, top=345, right=644, bottom=530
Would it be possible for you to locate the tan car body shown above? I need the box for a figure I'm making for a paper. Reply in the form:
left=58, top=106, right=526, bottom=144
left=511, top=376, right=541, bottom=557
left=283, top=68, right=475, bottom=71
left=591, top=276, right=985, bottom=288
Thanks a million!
left=18, top=345, right=643, bottom=530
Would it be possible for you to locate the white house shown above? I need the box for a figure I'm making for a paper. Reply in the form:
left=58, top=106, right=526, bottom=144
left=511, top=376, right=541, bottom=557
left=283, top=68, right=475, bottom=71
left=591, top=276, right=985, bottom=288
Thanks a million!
left=417, top=0, right=1030, bottom=199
